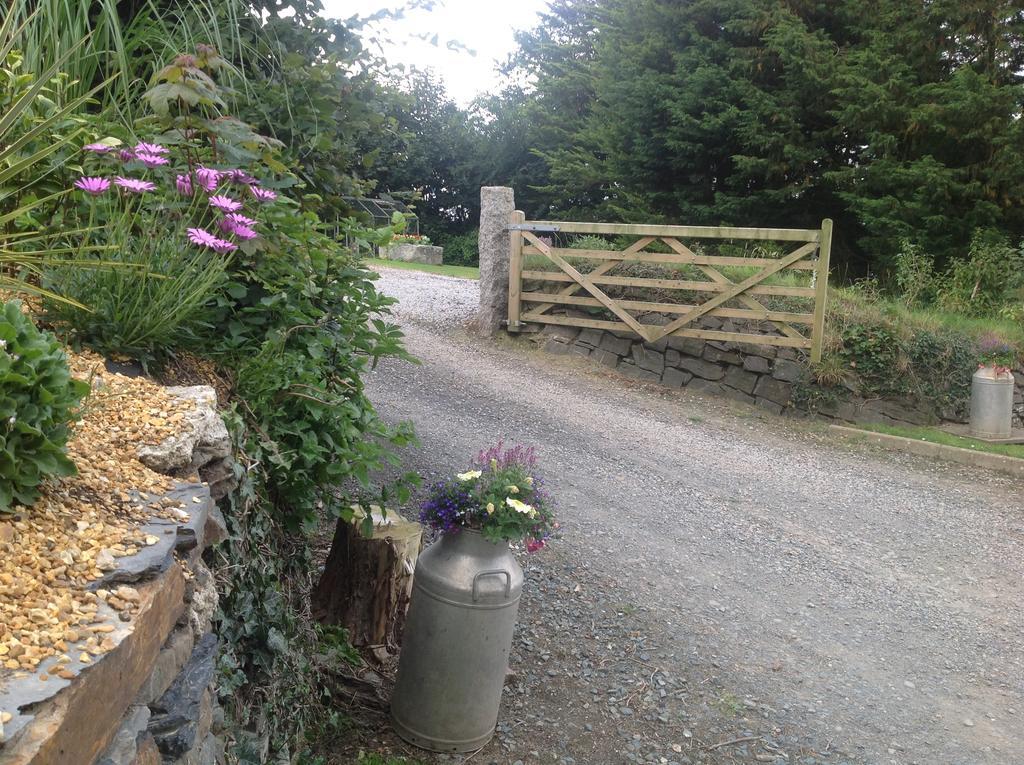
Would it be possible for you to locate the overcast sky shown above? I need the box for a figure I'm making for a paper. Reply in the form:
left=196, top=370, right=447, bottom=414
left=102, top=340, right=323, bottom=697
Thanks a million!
left=322, top=0, right=551, bottom=104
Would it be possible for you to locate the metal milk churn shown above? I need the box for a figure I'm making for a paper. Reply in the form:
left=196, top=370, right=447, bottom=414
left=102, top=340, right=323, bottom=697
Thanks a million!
left=969, top=366, right=1015, bottom=439
left=391, top=529, right=524, bottom=752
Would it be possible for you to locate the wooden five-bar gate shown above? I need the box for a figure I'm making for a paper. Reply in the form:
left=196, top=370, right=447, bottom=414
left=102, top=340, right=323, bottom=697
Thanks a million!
left=506, top=216, right=833, bottom=363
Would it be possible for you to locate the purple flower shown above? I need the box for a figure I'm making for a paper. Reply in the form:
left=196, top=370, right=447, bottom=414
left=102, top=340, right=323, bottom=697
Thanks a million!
left=117, top=149, right=135, bottom=162
left=249, top=186, right=277, bottom=203
left=224, top=213, right=257, bottom=228
left=114, top=176, right=155, bottom=194
left=225, top=169, right=256, bottom=185
left=176, top=174, right=193, bottom=195
left=187, top=227, right=219, bottom=248
left=135, top=152, right=169, bottom=168
left=219, top=218, right=258, bottom=240
left=73, top=176, right=111, bottom=195
left=209, top=194, right=242, bottom=213
left=195, top=166, right=220, bottom=192
left=134, top=142, right=169, bottom=155
left=83, top=143, right=114, bottom=154
left=211, top=238, right=237, bottom=254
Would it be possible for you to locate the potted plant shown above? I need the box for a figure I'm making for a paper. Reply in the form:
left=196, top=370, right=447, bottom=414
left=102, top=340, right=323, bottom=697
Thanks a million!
left=391, top=443, right=556, bottom=752
left=380, top=232, right=444, bottom=265
left=970, top=334, right=1017, bottom=439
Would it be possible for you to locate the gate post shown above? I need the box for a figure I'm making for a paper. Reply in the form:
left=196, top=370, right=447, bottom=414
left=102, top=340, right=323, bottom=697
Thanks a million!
left=477, top=186, right=515, bottom=337
left=507, top=210, right=525, bottom=332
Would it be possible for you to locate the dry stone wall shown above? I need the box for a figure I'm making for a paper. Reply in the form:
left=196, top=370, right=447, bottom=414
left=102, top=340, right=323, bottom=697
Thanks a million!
left=0, top=386, right=232, bottom=765
left=533, top=310, right=1024, bottom=429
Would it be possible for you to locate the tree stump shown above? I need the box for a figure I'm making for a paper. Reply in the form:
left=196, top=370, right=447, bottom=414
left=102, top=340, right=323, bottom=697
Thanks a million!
left=313, top=507, right=423, bottom=651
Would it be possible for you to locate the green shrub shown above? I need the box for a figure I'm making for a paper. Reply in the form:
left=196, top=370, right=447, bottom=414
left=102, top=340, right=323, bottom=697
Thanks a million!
left=569, top=233, right=617, bottom=251
left=838, top=323, right=909, bottom=397
left=936, top=230, right=1024, bottom=316
left=0, top=301, right=88, bottom=511
left=892, top=239, right=935, bottom=308
left=437, top=229, right=478, bottom=265
left=46, top=224, right=228, bottom=362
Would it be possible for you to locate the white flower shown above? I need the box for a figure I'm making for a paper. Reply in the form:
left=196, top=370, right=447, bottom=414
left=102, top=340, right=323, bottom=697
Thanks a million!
left=457, top=470, right=482, bottom=482
left=506, top=497, right=536, bottom=518
left=0, top=339, right=6, bottom=350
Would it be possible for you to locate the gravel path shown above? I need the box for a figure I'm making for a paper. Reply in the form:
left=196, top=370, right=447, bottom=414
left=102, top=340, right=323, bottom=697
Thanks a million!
left=355, top=266, right=1024, bottom=765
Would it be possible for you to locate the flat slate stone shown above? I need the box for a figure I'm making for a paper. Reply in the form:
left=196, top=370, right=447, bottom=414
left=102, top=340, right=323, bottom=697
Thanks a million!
left=723, top=367, right=759, bottom=395
left=591, top=349, right=620, bottom=368
left=772, top=359, right=805, bottom=383
left=662, top=368, right=693, bottom=388
left=742, top=356, right=771, bottom=374
left=148, top=634, right=218, bottom=758
left=91, top=483, right=210, bottom=590
left=677, top=357, right=726, bottom=381
left=617, top=363, right=661, bottom=382
left=754, top=376, right=793, bottom=407
left=599, top=334, right=632, bottom=356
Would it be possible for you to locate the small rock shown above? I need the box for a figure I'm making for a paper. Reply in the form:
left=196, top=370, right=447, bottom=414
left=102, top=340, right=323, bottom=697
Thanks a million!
left=96, top=549, right=117, bottom=571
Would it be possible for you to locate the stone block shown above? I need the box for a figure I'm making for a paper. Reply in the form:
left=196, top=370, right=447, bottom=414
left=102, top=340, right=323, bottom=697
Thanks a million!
left=662, top=368, right=693, bottom=388
left=132, top=734, right=162, bottom=765
left=703, top=346, right=742, bottom=365
left=138, top=387, right=230, bottom=475
left=755, top=397, right=784, bottom=415
left=742, top=355, right=771, bottom=374
left=543, top=338, right=570, bottom=355
left=477, top=186, right=515, bottom=337
left=667, top=335, right=705, bottom=357
left=380, top=243, right=443, bottom=265
left=599, top=334, right=632, bottom=356
left=754, top=376, right=793, bottom=407
left=631, top=345, right=665, bottom=374
left=723, top=367, right=759, bottom=395
left=772, top=359, right=805, bottom=383
left=591, top=349, right=620, bottom=368
left=719, top=387, right=755, bottom=405
left=617, top=362, right=661, bottom=382
left=149, top=634, right=218, bottom=759
left=96, top=705, right=151, bottom=765
left=688, top=378, right=726, bottom=396
left=202, top=502, right=228, bottom=548
left=859, top=399, right=935, bottom=427
left=541, top=324, right=579, bottom=342
left=570, top=343, right=592, bottom=358
left=136, top=628, right=195, bottom=706
left=776, top=347, right=800, bottom=361
left=576, top=328, right=604, bottom=347
left=665, top=349, right=681, bottom=367
left=677, top=357, right=726, bottom=381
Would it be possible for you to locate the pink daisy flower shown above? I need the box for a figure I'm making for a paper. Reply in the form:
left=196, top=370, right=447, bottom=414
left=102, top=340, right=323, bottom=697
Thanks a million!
left=114, top=176, right=156, bottom=194
left=135, top=152, right=169, bottom=168
left=225, top=169, right=256, bottom=185
left=134, top=142, right=169, bottom=155
left=195, top=166, right=221, bottom=192
left=249, top=186, right=277, bottom=203
left=117, top=149, right=135, bottom=162
left=219, top=218, right=258, bottom=240
left=224, top=213, right=257, bottom=228
left=211, top=238, right=237, bottom=254
left=187, top=227, right=219, bottom=248
left=83, top=143, right=114, bottom=154
left=176, top=174, right=193, bottom=195
left=74, top=176, right=111, bottom=195
left=209, top=194, right=242, bottom=213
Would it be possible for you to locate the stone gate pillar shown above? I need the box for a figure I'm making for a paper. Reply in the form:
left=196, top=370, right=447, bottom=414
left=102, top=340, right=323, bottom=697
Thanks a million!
left=477, top=186, right=515, bottom=337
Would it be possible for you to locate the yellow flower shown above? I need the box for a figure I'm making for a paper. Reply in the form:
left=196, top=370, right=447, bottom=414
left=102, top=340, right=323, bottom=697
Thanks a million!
left=490, top=458, right=498, bottom=470
left=457, top=470, right=482, bottom=481
left=525, top=476, right=534, bottom=486
left=506, top=497, right=534, bottom=515
left=486, top=502, right=495, bottom=515
left=507, top=485, right=519, bottom=494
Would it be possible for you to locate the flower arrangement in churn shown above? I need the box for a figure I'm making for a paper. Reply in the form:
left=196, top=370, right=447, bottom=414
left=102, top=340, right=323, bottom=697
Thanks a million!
left=419, top=443, right=556, bottom=551
left=977, top=333, right=1017, bottom=378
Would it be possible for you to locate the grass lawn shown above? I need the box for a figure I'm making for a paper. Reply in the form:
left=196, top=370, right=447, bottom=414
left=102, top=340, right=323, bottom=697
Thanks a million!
left=850, top=421, right=1024, bottom=459
left=363, top=257, right=479, bottom=280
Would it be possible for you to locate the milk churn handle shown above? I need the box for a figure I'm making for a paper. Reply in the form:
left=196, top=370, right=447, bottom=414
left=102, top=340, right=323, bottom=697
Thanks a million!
left=472, top=569, right=512, bottom=602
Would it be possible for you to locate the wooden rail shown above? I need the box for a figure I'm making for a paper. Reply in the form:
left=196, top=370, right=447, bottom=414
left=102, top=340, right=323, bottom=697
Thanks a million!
left=507, top=216, right=833, bottom=362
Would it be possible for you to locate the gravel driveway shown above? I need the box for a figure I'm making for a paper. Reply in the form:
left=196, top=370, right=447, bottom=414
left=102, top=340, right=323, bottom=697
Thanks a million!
left=356, top=266, right=1024, bottom=765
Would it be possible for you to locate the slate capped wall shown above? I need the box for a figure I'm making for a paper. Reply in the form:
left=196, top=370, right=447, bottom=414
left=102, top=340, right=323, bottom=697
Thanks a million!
left=533, top=311, right=1024, bottom=429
